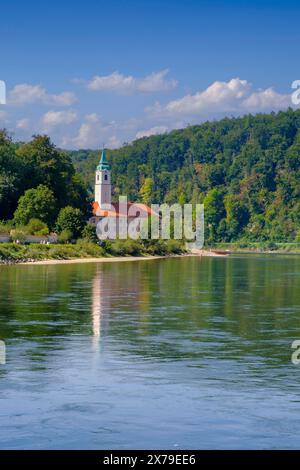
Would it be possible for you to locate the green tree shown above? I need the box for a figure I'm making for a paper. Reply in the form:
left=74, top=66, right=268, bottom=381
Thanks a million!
left=14, top=185, right=56, bottom=226
left=203, top=188, right=225, bottom=241
left=16, top=135, right=90, bottom=216
left=81, top=223, right=98, bottom=243
left=225, top=194, right=249, bottom=239
left=0, top=130, right=25, bottom=219
left=55, top=206, right=85, bottom=238
left=139, top=177, right=154, bottom=205
left=26, top=218, right=49, bottom=236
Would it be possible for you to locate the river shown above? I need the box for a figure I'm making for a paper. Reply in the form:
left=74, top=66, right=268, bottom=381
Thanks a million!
left=0, top=255, right=300, bottom=449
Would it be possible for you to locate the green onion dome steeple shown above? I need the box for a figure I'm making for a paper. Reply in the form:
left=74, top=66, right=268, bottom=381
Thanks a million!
left=97, top=147, right=110, bottom=171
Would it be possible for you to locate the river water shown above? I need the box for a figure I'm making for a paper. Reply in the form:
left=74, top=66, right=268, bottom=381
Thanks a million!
left=0, top=255, right=300, bottom=449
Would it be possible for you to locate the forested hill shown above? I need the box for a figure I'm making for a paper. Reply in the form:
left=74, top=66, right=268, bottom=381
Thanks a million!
left=70, top=108, right=300, bottom=243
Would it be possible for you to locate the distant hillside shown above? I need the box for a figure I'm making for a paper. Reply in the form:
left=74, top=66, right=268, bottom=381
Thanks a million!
left=70, top=109, right=300, bottom=243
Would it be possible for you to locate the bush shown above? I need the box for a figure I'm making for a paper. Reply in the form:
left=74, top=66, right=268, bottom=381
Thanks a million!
left=141, top=239, right=167, bottom=255
left=10, top=229, right=27, bottom=243
left=25, top=244, right=50, bottom=260
left=47, top=245, right=77, bottom=259
left=108, top=239, right=143, bottom=256
left=100, top=240, right=112, bottom=253
left=165, top=239, right=184, bottom=254
left=76, top=240, right=106, bottom=257
left=109, top=239, right=128, bottom=256
left=26, top=218, right=49, bottom=236
left=55, top=206, right=85, bottom=239
left=57, top=229, right=73, bottom=244
left=0, top=220, right=14, bottom=234
left=123, top=239, right=143, bottom=256
left=0, top=243, right=26, bottom=261
left=81, top=224, right=98, bottom=243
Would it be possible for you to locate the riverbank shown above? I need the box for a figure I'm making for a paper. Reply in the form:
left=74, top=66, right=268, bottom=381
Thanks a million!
left=2, top=241, right=300, bottom=266
left=211, top=242, right=300, bottom=254
left=0, top=240, right=185, bottom=265
left=23, top=249, right=229, bottom=265
left=0, top=241, right=229, bottom=266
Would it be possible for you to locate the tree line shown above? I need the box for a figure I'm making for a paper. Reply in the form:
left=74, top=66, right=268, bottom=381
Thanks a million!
left=1, top=107, right=300, bottom=244
left=0, top=132, right=91, bottom=240
left=71, top=108, right=300, bottom=243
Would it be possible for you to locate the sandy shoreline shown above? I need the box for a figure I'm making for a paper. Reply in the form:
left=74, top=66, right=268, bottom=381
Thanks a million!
left=4, top=248, right=298, bottom=266
left=20, top=255, right=167, bottom=266
left=18, top=250, right=226, bottom=266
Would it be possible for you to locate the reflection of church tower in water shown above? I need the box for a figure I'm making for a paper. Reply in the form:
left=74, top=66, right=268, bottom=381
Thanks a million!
left=91, top=263, right=152, bottom=346
left=91, top=267, right=111, bottom=345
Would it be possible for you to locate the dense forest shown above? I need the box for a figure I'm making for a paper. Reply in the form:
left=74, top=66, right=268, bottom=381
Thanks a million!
left=71, top=108, right=300, bottom=243
left=0, top=132, right=91, bottom=241
left=1, top=108, right=300, bottom=244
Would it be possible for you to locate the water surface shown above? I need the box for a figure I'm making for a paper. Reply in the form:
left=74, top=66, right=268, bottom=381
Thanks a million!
left=0, top=255, right=300, bottom=449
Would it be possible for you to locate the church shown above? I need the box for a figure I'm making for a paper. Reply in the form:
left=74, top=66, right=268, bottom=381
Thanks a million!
left=89, top=148, right=157, bottom=235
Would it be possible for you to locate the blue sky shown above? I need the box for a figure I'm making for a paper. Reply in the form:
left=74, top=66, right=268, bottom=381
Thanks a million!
left=0, top=0, right=299, bottom=148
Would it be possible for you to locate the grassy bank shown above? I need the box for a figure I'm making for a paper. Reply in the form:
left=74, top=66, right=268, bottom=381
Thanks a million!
left=209, top=241, right=300, bottom=253
left=0, top=239, right=185, bottom=264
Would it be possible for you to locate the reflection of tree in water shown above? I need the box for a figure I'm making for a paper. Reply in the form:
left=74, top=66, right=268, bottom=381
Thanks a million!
left=1, top=257, right=300, bottom=367
left=92, top=257, right=300, bottom=366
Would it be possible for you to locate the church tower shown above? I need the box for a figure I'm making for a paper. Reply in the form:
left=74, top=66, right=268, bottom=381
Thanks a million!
left=95, top=148, right=111, bottom=207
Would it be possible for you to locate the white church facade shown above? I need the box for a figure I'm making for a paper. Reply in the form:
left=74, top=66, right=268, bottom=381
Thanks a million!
left=89, top=148, right=157, bottom=232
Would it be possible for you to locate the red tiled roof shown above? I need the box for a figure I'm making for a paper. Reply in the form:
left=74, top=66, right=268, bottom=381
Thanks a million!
left=92, top=201, right=158, bottom=217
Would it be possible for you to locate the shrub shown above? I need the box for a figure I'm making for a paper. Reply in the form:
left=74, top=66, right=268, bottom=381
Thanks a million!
left=25, top=244, right=50, bottom=260
left=81, top=224, right=98, bottom=243
left=141, top=239, right=167, bottom=255
left=76, top=240, right=105, bottom=257
left=10, top=229, right=27, bottom=243
left=109, top=240, right=128, bottom=256
left=55, top=206, right=85, bottom=238
left=0, top=220, right=14, bottom=234
left=165, top=239, right=184, bottom=254
left=57, top=229, right=73, bottom=244
left=123, top=239, right=143, bottom=256
left=47, top=245, right=77, bottom=259
left=107, top=239, right=142, bottom=256
left=26, top=218, right=49, bottom=236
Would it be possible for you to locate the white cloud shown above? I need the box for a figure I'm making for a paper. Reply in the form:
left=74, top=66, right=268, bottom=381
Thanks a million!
left=146, top=78, right=291, bottom=119
left=136, top=126, right=168, bottom=139
left=42, top=110, right=78, bottom=129
left=5, top=77, right=293, bottom=151
left=85, top=113, right=99, bottom=123
left=61, top=113, right=105, bottom=148
left=61, top=114, right=136, bottom=149
left=241, top=87, right=290, bottom=111
left=83, top=69, right=178, bottom=94
left=9, top=84, right=77, bottom=106
left=16, top=118, right=30, bottom=130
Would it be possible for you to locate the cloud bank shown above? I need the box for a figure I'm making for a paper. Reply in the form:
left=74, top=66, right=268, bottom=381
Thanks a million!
left=82, top=69, right=178, bottom=94
left=146, top=78, right=291, bottom=119
left=8, top=84, right=77, bottom=106
left=1, top=76, right=294, bottom=149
